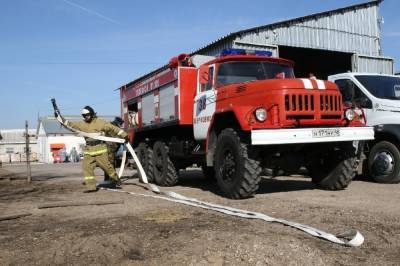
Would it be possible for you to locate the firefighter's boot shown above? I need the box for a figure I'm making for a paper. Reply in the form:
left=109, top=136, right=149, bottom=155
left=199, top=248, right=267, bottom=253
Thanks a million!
left=110, top=174, right=122, bottom=188
left=96, top=180, right=116, bottom=189
left=84, top=178, right=98, bottom=192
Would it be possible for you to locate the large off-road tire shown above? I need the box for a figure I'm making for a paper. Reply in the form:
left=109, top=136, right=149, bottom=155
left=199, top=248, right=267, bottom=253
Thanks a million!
left=135, top=143, right=154, bottom=183
left=308, top=144, right=358, bottom=190
left=368, top=141, right=400, bottom=184
left=214, top=128, right=262, bottom=199
left=152, top=141, right=179, bottom=186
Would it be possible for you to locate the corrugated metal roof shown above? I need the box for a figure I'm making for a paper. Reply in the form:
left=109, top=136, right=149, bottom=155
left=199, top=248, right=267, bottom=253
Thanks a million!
left=120, top=0, right=383, bottom=90
left=41, top=119, right=74, bottom=135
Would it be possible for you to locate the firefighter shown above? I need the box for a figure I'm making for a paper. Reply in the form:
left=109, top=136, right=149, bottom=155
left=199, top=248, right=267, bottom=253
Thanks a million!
left=63, top=106, right=128, bottom=192
left=102, top=116, right=124, bottom=184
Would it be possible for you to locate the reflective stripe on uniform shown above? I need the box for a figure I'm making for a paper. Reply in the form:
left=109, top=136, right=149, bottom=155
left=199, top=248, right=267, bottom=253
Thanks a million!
left=117, top=130, right=124, bottom=136
left=84, top=176, right=95, bottom=180
left=84, top=148, right=108, bottom=156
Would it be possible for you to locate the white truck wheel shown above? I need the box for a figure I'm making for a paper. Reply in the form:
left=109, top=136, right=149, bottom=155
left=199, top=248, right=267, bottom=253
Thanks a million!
left=368, top=141, right=400, bottom=184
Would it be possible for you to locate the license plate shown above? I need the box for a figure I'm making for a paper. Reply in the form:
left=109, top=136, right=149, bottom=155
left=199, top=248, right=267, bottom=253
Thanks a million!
left=312, top=128, right=341, bottom=138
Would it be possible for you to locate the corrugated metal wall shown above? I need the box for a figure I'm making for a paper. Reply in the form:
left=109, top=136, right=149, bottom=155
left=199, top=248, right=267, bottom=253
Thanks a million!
left=233, top=41, right=279, bottom=57
left=353, top=54, right=394, bottom=74
left=195, top=3, right=394, bottom=74
left=0, top=129, right=36, bottom=144
left=237, top=5, right=380, bottom=56
left=0, top=129, right=37, bottom=162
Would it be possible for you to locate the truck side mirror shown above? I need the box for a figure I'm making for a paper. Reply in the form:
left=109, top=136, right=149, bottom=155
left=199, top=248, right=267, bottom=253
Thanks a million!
left=359, top=97, right=373, bottom=109
left=199, top=65, right=209, bottom=85
left=343, top=80, right=355, bottom=102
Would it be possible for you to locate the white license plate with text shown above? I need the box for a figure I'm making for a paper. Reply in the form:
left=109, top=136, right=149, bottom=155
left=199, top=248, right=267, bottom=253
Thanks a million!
left=312, top=128, right=341, bottom=138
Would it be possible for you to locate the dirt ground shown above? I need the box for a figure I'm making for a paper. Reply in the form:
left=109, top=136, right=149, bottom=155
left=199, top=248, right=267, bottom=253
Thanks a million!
left=0, top=163, right=399, bottom=265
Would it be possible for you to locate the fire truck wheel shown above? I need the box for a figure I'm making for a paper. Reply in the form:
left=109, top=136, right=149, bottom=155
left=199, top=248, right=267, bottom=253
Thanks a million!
left=308, top=149, right=357, bottom=190
left=152, top=141, right=179, bottom=186
left=214, top=128, right=261, bottom=199
left=368, top=141, right=400, bottom=184
left=135, top=143, right=155, bottom=183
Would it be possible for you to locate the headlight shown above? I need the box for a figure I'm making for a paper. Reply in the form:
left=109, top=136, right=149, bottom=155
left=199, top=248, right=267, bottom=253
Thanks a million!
left=345, top=109, right=355, bottom=121
left=255, top=108, right=267, bottom=122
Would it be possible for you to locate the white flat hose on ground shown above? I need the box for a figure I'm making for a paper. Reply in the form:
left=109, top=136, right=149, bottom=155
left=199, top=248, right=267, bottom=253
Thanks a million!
left=117, top=150, right=127, bottom=179
left=54, top=113, right=364, bottom=247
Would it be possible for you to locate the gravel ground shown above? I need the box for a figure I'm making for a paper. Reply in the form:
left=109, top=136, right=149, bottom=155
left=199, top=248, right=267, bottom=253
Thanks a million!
left=0, top=163, right=399, bottom=265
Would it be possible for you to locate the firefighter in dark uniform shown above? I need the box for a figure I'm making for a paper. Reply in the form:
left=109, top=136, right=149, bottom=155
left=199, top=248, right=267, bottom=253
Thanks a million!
left=103, top=116, right=124, bottom=182
left=65, top=106, right=128, bottom=192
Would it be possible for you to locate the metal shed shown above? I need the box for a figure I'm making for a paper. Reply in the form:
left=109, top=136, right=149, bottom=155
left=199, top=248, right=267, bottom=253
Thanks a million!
left=0, top=129, right=38, bottom=163
left=194, top=0, right=393, bottom=78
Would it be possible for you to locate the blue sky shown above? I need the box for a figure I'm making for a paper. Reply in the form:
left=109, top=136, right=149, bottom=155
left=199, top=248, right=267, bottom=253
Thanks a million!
left=1, top=0, right=399, bottom=129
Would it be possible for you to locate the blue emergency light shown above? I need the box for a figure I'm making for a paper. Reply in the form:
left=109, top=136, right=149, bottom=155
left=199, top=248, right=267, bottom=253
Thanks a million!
left=220, top=48, right=272, bottom=57
left=220, top=48, right=246, bottom=56
left=254, top=50, right=273, bottom=56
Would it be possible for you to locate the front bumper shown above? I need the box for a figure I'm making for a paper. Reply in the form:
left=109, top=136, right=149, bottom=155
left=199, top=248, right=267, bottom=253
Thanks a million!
left=251, top=127, right=374, bottom=145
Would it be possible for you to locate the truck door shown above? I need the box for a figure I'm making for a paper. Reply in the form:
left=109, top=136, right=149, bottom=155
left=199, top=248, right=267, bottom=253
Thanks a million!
left=193, top=64, right=216, bottom=140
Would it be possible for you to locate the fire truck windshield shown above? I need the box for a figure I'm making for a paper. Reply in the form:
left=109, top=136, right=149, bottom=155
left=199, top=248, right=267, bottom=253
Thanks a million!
left=217, top=61, right=294, bottom=86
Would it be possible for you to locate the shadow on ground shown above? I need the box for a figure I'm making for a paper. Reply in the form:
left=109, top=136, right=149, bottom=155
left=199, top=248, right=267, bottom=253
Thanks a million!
left=175, top=169, right=316, bottom=196
left=32, top=175, right=70, bottom=181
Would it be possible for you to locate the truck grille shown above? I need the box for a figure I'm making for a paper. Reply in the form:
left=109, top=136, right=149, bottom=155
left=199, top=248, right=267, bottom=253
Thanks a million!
left=284, top=93, right=342, bottom=121
left=284, top=94, right=315, bottom=112
left=319, top=95, right=341, bottom=111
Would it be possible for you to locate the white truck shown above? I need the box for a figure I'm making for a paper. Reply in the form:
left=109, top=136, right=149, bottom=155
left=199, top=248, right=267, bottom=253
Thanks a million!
left=328, top=73, right=400, bottom=183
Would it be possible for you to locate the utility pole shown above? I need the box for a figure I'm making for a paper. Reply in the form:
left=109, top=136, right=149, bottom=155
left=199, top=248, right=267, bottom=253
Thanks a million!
left=25, top=120, right=31, bottom=183
left=0, top=131, right=2, bottom=168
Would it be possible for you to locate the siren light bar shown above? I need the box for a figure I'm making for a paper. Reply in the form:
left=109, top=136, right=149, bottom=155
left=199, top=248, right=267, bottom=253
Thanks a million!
left=220, top=48, right=272, bottom=57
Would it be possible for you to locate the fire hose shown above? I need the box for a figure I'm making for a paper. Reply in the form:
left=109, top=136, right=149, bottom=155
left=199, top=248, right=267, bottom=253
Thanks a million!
left=51, top=98, right=364, bottom=247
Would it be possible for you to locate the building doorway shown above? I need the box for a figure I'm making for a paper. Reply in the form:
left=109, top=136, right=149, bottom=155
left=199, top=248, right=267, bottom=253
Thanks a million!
left=279, top=46, right=353, bottom=80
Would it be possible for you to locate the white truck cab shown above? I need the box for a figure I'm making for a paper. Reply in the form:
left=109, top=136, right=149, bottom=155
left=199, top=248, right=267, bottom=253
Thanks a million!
left=328, top=73, right=400, bottom=183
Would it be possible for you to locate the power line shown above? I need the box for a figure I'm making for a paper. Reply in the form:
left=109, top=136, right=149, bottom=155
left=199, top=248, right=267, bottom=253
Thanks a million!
left=0, top=62, right=162, bottom=65
left=61, top=0, right=121, bottom=25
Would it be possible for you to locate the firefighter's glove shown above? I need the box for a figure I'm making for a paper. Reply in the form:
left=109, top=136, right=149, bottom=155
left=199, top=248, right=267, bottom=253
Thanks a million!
left=124, top=135, right=130, bottom=143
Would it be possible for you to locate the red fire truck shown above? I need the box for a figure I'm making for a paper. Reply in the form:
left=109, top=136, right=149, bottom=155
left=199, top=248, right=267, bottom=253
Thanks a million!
left=119, top=49, right=374, bottom=199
